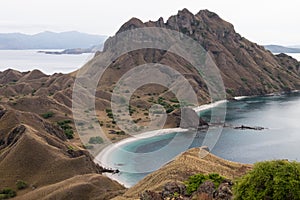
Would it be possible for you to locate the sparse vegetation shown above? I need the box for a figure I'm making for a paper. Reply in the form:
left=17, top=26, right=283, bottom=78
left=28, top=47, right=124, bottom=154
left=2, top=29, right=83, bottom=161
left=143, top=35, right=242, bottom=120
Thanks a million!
left=16, top=180, right=28, bottom=190
left=57, top=120, right=74, bottom=139
left=170, top=98, right=179, bottom=103
left=234, top=160, right=300, bottom=200
left=84, top=144, right=94, bottom=149
left=226, top=88, right=234, bottom=95
left=41, top=111, right=54, bottom=119
left=185, top=173, right=225, bottom=195
left=0, top=188, right=16, bottom=199
left=64, top=129, right=74, bottom=139
left=67, top=145, right=74, bottom=150
left=106, top=109, right=114, bottom=119
left=88, top=136, right=103, bottom=144
left=240, top=77, right=248, bottom=84
left=31, top=89, right=36, bottom=96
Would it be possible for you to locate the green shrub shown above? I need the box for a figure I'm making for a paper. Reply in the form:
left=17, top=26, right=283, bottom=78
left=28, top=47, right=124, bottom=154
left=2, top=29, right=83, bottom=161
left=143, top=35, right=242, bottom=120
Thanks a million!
left=84, top=144, right=94, bottom=149
left=31, top=89, right=36, bottom=96
left=166, top=107, right=174, bottom=113
left=226, top=88, right=234, bottom=95
left=64, top=129, right=74, bottom=139
left=16, top=180, right=28, bottom=190
left=233, top=160, right=300, bottom=200
left=170, top=98, right=179, bottom=103
left=0, top=188, right=16, bottom=199
left=41, top=111, right=54, bottom=119
left=57, top=119, right=72, bottom=126
left=57, top=120, right=74, bottom=139
left=88, top=136, right=103, bottom=144
left=240, top=77, right=248, bottom=83
left=185, top=173, right=225, bottom=195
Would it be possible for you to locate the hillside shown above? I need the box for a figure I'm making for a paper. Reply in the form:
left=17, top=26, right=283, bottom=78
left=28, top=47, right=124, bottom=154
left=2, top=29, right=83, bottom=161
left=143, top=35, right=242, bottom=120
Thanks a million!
left=0, top=8, right=300, bottom=199
left=0, top=70, right=126, bottom=199
left=0, top=31, right=106, bottom=50
left=114, top=148, right=252, bottom=200
left=76, top=8, right=300, bottom=141
left=107, top=9, right=300, bottom=97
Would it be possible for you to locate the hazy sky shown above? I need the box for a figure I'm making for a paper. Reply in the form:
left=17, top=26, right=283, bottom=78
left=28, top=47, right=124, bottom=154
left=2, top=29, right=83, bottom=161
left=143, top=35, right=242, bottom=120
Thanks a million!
left=0, top=0, right=299, bottom=46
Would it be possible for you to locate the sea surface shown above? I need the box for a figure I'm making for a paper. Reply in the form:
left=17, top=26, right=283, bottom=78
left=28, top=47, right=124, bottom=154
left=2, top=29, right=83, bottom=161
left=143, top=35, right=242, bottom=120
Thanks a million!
left=2, top=49, right=300, bottom=187
left=287, top=53, right=300, bottom=61
left=99, top=92, right=300, bottom=187
left=0, top=51, right=299, bottom=76
left=0, top=50, right=94, bottom=74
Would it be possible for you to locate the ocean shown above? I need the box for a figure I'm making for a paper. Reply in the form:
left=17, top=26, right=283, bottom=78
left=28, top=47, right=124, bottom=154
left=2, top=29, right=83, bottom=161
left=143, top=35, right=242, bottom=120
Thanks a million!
left=2, top=49, right=300, bottom=187
left=97, top=92, right=300, bottom=187
left=0, top=50, right=94, bottom=75
left=287, top=53, right=300, bottom=61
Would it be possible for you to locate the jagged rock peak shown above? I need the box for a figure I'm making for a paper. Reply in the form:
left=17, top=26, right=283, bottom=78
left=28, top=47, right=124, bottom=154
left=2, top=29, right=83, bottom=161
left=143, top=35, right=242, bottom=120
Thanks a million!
left=116, top=17, right=145, bottom=34
left=197, top=9, right=221, bottom=18
left=115, top=8, right=235, bottom=35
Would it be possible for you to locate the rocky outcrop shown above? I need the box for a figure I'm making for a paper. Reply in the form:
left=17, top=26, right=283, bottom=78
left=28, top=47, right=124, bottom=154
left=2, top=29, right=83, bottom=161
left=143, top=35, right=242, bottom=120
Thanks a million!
left=179, top=107, right=209, bottom=129
left=190, top=179, right=233, bottom=200
left=116, top=148, right=251, bottom=199
left=162, top=182, right=187, bottom=198
left=140, top=190, right=163, bottom=200
left=139, top=179, right=233, bottom=200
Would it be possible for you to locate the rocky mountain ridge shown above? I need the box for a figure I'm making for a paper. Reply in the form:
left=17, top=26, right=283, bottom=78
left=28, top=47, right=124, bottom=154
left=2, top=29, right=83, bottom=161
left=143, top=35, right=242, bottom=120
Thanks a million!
left=1, top=8, right=300, bottom=199
left=108, top=9, right=300, bottom=97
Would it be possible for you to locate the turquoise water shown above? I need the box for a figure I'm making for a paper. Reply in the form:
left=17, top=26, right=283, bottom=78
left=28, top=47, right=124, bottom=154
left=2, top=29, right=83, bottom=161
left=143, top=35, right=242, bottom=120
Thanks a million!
left=101, top=92, right=300, bottom=187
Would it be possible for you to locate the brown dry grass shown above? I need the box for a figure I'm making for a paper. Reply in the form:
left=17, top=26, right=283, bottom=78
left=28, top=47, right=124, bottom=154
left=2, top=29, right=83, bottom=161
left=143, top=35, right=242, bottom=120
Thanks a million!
left=0, top=108, right=126, bottom=199
left=115, top=148, right=252, bottom=199
left=15, top=174, right=126, bottom=200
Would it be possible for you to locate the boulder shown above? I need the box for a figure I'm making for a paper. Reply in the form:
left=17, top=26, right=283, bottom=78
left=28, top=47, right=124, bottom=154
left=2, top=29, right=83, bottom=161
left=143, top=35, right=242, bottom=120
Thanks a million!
left=162, top=182, right=186, bottom=198
left=140, top=190, right=163, bottom=200
left=180, top=107, right=208, bottom=129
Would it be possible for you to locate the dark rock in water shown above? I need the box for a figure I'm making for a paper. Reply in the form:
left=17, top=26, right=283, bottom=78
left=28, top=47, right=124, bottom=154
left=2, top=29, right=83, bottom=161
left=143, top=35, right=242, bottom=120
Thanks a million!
left=162, top=182, right=186, bottom=198
left=180, top=107, right=208, bottom=129
left=101, top=167, right=120, bottom=174
left=234, top=125, right=265, bottom=130
left=140, top=190, right=163, bottom=200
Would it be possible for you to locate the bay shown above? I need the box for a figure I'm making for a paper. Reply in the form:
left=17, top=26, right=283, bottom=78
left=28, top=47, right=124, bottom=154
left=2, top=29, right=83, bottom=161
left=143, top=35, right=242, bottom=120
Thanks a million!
left=99, top=92, right=300, bottom=187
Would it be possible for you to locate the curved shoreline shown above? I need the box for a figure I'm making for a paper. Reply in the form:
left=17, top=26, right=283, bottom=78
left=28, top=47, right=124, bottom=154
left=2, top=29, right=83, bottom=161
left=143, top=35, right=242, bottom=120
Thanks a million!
left=94, top=100, right=230, bottom=187
left=94, top=128, right=189, bottom=187
left=94, top=92, right=299, bottom=187
left=193, top=100, right=227, bottom=112
left=95, top=127, right=189, bottom=166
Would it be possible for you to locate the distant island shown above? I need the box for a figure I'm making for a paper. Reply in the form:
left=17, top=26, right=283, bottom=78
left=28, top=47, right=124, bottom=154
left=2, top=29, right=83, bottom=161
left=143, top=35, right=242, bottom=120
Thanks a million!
left=0, top=31, right=107, bottom=50
left=37, top=44, right=103, bottom=55
left=1, top=8, right=300, bottom=200
left=264, top=44, right=300, bottom=53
